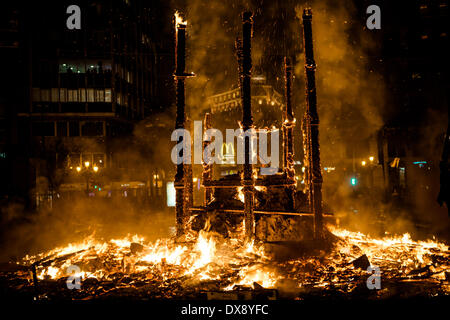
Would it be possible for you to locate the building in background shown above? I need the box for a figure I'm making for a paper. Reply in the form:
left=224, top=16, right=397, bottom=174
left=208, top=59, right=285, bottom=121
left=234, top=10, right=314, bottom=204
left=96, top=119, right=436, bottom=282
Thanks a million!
left=0, top=4, right=30, bottom=205
left=206, top=76, right=284, bottom=178
left=375, top=0, right=449, bottom=208
left=0, top=0, right=174, bottom=209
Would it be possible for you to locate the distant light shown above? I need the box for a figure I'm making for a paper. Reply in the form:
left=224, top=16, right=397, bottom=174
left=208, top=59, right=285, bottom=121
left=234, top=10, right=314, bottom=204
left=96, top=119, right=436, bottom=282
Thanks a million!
left=351, top=178, right=357, bottom=186
left=271, top=101, right=275, bottom=106
left=361, top=161, right=366, bottom=166
left=76, top=167, right=81, bottom=172
left=166, top=182, right=175, bottom=207
left=93, top=166, right=98, bottom=172
left=84, top=161, right=90, bottom=168
left=252, top=75, right=266, bottom=81
left=98, top=188, right=101, bottom=191
left=193, top=177, right=198, bottom=183
left=413, top=161, right=427, bottom=165
left=258, top=100, right=262, bottom=105
left=94, top=185, right=97, bottom=189
left=369, top=156, right=374, bottom=162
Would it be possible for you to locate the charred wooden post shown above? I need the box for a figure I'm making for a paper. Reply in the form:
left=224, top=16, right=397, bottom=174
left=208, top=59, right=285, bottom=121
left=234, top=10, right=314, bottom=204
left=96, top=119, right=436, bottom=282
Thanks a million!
left=202, top=113, right=213, bottom=205
left=174, top=14, right=194, bottom=237
left=301, top=9, right=323, bottom=239
left=240, top=12, right=255, bottom=242
left=184, top=132, right=194, bottom=211
left=283, top=57, right=296, bottom=210
left=31, top=263, right=38, bottom=294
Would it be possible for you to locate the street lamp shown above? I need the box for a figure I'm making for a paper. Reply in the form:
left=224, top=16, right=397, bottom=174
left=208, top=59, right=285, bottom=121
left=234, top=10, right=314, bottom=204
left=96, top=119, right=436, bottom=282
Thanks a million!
left=75, top=162, right=99, bottom=195
left=369, top=156, right=374, bottom=162
left=361, top=160, right=366, bottom=166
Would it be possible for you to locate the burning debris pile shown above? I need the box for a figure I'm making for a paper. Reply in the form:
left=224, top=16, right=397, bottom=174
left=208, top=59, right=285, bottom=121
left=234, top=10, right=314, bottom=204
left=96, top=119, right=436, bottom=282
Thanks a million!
left=0, top=225, right=448, bottom=301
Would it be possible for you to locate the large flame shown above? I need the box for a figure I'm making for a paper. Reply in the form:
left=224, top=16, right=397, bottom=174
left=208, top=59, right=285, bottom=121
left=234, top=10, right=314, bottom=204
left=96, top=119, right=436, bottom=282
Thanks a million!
left=11, top=224, right=449, bottom=299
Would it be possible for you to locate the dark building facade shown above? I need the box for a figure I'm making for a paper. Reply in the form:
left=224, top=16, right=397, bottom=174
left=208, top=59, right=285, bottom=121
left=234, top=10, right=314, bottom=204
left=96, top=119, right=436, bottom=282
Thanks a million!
left=1, top=1, right=174, bottom=208
left=0, top=4, right=30, bottom=203
left=374, top=0, right=449, bottom=205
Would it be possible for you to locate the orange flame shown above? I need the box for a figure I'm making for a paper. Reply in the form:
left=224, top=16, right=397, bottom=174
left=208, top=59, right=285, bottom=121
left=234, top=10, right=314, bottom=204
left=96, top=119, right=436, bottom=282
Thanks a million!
left=175, top=11, right=187, bottom=27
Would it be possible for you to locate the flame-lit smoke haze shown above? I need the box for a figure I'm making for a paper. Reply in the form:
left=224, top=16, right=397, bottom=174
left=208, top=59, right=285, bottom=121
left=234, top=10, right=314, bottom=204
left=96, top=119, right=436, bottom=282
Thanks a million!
left=295, top=1, right=384, bottom=157
left=1, top=0, right=448, bottom=264
left=173, top=0, right=444, bottom=237
left=0, top=198, right=175, bottom=262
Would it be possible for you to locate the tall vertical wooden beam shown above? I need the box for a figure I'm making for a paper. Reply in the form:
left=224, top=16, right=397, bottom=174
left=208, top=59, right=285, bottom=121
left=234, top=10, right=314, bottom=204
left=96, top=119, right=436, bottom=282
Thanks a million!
left=174, top=14, right=194, bottom=237
left=202, top=113, right=213, bottom=205
left=301, top=8, right=323, bottom=239
left=283, top=57, right=295, bottom=210
left=240, top=12, right=255, bottom=242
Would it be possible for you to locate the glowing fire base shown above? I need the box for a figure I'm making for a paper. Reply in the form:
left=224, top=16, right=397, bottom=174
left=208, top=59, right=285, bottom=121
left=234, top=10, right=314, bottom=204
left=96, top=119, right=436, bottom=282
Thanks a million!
left=1, top=225, right=448, bottom=300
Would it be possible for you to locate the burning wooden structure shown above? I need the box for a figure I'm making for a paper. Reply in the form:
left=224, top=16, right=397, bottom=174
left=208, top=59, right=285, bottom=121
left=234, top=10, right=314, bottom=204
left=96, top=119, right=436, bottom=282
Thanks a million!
left=174, top=9, right=330, bottom=242
left=1, top=7, right=449, bottom=304
left=173, top=13, right=195, bottom=237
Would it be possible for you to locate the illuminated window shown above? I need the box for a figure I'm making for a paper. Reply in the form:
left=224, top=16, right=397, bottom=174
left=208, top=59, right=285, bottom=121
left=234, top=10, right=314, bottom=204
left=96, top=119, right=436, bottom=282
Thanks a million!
left=105, top=89, right=111, bottom=102
left=60, top=88, right=67, bottom=102
left=51, top=88, right=59, bottom=102
left=87, top=89, right=95, bottom=102
left=79, top=88, right=86, bottom=102
left=41, top=89, right=50, bottom=102
left=68, top=89, right=78, bottom=102
left=166, top=182, right=175, bottom=207
left=59, top=62, right=85, bottom=73
left=95, top=89, right=104, bottom=102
